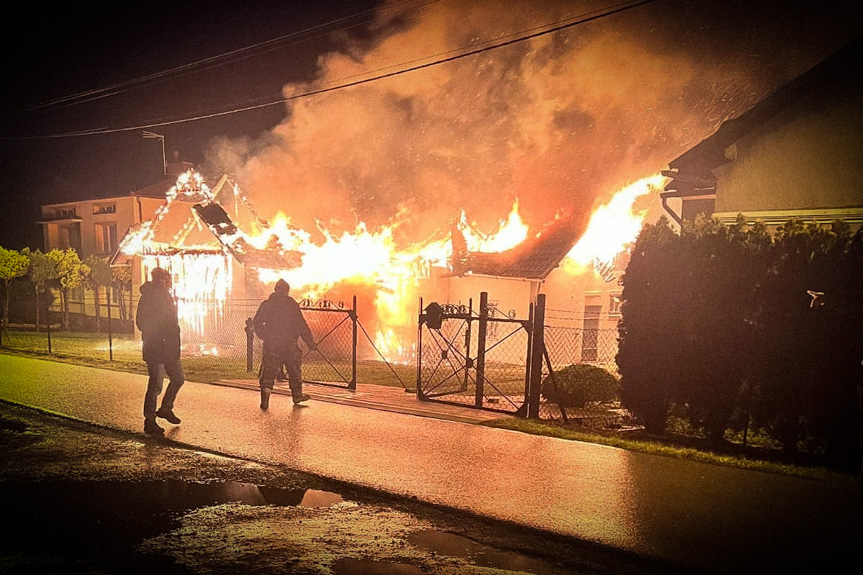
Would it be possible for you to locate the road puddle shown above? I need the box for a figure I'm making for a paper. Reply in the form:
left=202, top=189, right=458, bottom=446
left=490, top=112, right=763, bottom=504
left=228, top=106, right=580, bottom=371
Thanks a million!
left=1, top=478, right=565, bottom=574
left=407, top=529, right=565, bottom=574
left=0, top=479, right=343, bottom=557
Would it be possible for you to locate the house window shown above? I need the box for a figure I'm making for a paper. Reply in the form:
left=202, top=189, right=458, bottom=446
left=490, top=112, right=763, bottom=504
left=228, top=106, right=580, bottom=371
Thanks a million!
left=55, top=207, right=77, bottom=219
left=59, top=224, right=82, bottom=253
left=95, top=222, right=118, bottom=254
left=93, top=203, right=116, bottom=215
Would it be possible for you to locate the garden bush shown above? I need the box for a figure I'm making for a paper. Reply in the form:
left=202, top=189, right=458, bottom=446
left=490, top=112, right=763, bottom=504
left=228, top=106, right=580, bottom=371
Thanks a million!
left=541, top=364, right=619, bottom=408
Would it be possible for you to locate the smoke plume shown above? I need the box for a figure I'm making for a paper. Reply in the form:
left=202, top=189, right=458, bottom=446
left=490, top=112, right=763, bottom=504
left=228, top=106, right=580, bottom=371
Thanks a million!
left=205, top=0, right=853, bottom=244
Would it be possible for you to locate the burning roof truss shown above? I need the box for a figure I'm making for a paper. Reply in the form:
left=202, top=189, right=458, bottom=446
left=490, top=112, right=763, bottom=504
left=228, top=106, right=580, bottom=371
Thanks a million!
left=113, top=171, right=303, bottom=271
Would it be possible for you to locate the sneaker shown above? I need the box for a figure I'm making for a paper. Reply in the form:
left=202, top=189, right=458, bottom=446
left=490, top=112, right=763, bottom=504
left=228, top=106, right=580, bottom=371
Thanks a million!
left=260, top=388, right=271, bottom=410
left=292, top=393, right=311, bottom=405
left=155, top=408, right=181, bottom=424
left=144, top=419, right=164, bottom=437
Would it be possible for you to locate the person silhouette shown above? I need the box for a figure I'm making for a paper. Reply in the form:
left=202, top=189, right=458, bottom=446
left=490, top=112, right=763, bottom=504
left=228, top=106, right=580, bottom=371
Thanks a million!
left=253, top=279, right=316, bottom=409
left=135, top=267, right=184, bottom=437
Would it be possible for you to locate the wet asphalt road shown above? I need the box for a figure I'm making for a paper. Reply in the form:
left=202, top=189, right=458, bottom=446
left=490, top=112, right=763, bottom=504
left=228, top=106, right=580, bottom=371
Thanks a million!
left=1, top=353, right=861, bottom=574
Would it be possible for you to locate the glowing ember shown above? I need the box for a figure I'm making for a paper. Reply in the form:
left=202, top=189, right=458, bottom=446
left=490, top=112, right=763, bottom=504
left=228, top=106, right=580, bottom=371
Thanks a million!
left=562, top=174, right=666, bottom=274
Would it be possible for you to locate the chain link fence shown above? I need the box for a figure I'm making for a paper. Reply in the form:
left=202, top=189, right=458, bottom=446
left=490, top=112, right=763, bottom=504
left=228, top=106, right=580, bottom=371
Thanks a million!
left=538, top=324, right=622, bottom=423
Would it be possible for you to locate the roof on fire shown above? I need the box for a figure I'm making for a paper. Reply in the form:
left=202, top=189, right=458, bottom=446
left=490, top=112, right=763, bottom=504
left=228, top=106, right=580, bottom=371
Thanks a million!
left=450, top=212, right=587, bottom=280
left=114, top=172, right=302, bottom=269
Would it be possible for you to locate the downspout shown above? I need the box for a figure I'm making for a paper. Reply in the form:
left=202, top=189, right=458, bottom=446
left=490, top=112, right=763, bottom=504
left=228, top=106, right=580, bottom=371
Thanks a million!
left=661, top=193, right=683, bottom=227
left=530, top=280, right=542, bottom=306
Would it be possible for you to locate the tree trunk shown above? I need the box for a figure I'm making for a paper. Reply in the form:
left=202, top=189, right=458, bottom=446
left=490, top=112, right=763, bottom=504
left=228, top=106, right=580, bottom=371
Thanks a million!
left=61, top=288, right=70, bottom=330
left=34, top=288, right=41, bottom=332
left=93, top=285, right=102, bottom=333
left=2, top=280, right=9, bottom=329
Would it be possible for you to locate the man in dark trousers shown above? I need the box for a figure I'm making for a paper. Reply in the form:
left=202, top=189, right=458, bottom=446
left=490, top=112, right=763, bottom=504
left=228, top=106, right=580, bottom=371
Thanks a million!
left=254, top=279, right=316, bottom=409
left=135, top=267, right=184, bottom=437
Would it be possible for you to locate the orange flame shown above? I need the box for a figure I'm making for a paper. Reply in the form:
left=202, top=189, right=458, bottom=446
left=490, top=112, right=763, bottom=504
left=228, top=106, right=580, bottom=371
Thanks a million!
left=124, top=170, right=665, bottom=361
left=562, top=174, right=665, bottom=275
left=457, top=199, right=528, bottom=253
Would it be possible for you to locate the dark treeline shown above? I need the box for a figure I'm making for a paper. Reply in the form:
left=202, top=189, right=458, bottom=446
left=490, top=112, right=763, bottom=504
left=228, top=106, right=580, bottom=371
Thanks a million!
left=618, top=215, right=863, bottom=470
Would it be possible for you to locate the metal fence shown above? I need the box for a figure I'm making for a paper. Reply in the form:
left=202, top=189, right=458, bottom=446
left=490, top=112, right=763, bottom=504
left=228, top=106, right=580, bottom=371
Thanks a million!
left=417, top=293, right=624, bottom=422
left=417, top=297, right=533, bottom=414
left=0, top=295, right=407, bottom=390
left=538, top=324, right=620, bottom=422
left=543, top=325, right=620, bottom=376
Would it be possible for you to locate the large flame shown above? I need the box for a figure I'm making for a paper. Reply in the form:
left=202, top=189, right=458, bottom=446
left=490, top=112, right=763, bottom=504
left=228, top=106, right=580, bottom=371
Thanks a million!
left=562, top=174, right=665, bottom=275
left=457, top=200, right=529, bottom=253
left=123, top=170, right=663, bottom=362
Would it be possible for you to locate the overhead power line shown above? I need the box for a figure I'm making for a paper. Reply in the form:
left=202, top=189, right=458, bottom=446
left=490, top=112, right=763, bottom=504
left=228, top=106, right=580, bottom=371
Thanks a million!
left=14, top=0, right=440, bottom=115
left=10, top=0, right=657, bottom=140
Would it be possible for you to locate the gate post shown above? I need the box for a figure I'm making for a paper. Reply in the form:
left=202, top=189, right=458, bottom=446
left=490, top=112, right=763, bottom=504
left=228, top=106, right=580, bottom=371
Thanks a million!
left=350, top=295, right=358, bottom=390
left=527, top=293, right=547, bottom=418
left=476, top=292, right=488, bottom=408
left=245, top=318, right=255, bottom=373
left=462, top=298, right=473, bottom=393
left=416, top=297, right=424, bottom=400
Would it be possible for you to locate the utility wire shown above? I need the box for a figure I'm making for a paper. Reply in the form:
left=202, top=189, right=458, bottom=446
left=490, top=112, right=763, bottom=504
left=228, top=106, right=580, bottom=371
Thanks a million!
left=14, top=0, right=440, bottom=115
left=12, top=0, right=657, bottom=140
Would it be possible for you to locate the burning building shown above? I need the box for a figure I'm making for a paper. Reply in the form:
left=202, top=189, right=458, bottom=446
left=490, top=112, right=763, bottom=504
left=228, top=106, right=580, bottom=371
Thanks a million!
left=113, top=169, right=305, bottom=351
left=114, top=163, right=663, bottom=368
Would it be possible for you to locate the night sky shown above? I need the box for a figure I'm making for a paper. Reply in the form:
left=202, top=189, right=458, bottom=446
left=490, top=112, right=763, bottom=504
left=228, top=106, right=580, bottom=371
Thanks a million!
left=1, top=0, right=861, bottom=250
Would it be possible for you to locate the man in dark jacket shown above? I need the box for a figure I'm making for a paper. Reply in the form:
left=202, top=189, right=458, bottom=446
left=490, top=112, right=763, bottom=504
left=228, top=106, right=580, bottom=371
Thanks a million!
left=135, top=267, right=184, bottom=437
left=253, top=279, right=316, bottom=409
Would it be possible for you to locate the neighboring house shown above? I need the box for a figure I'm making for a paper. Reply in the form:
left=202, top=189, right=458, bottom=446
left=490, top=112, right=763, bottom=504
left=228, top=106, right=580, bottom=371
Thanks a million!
left=111, top=168, right=302, bottom=346
left=38, top=162, right=192, bottom=319
left=661, top=35, right=863, bottom=228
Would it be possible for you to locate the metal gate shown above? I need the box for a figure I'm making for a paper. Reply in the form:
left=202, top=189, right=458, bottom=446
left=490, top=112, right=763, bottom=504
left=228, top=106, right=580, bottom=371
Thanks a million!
left=417, top=292, right=549, bottom=416
left=247, top=296, right=358, bottom=390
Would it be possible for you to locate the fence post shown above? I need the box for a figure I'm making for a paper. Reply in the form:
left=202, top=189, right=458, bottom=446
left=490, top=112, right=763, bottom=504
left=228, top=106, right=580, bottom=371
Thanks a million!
left=527, top=293, right=547, bottom=419
left=350, top=295, right=357, bottom=391
left=462, top=298, right=473, bottom=393
left=245, top=318, right=255, bottom=372
left=106, top=286, right=113, bottom=361
left=475, top=292, right=488, bottom=408
left=523, top=301, right=535, bottom=415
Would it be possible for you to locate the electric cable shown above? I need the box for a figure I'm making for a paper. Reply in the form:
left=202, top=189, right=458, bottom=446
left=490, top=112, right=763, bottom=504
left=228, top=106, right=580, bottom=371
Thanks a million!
left=5, top=0, right=657, bottom=140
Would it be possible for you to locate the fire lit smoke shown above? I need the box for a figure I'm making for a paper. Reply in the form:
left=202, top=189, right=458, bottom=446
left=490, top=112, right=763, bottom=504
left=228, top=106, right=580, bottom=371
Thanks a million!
left=193, top=0, right=829, bottom=359
left=208, top=0, right=777, bottom=239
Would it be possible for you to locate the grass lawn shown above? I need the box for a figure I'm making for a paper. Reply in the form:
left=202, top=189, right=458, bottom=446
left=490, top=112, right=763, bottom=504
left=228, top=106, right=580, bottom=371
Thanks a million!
left=0, top=329, right=415, bottom=388
left=485, top=417, right=859, bottom=485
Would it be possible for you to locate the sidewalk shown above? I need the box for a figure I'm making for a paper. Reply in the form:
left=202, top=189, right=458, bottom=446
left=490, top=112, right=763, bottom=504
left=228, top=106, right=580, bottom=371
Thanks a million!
left=212, top=377, right=514, bottom=425
left=1, top=353, right=860, bottom=574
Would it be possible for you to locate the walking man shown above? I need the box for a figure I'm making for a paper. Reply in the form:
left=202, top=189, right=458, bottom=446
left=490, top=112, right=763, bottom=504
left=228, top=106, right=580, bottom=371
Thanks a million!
left=136, top=267, right=184, bottom=437
left=253, top=279, right=316, bottom=409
